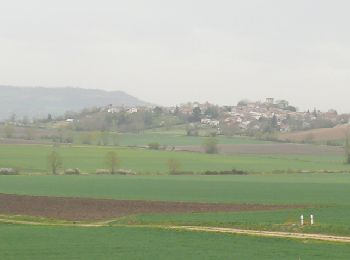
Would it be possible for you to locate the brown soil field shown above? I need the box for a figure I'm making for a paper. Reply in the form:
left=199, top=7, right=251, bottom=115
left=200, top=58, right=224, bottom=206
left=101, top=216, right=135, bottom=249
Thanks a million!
left=0, top=138, right=53, bottom=145
left=0, top=125, right=57, bottom=139
left=175, top=143, right=344, bottom=155
left=0, top=194, right=296, bottom=221
left=279, top=124, right=350, bottom=142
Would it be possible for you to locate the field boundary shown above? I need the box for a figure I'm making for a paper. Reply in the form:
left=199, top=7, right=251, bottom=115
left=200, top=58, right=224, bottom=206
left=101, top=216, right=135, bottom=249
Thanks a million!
left=1, top=217, right=350, bottom=243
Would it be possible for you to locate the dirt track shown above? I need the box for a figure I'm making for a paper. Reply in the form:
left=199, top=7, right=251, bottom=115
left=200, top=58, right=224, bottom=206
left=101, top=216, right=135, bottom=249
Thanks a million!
left=167, top=226, right=350, bottom=243
left=0, top=217, right=349, bottom=243
left=175, top=143, right=344, bottom=155
left=0, top=193, right=297, bottom=221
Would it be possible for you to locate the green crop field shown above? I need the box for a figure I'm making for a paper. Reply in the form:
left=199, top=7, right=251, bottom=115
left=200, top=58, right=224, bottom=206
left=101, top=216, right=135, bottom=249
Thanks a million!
left=0, top=144, right=349, bottom=174
left=1, top=144, right=350, bottom=259
left=114, top=206, right=350, bottom=237
left=1, top=224, right=350, bottom=260
left=1, top=173, right=350, bottom=237
left=0, top=174, right=349, bottom=205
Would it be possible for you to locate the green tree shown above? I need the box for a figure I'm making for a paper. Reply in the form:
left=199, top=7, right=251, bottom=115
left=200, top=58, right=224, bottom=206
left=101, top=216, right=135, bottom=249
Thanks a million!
left=192, top=107, right=202, bottom=122
left=271, top=115, right=278, bottom=129
left=173, top=106, right=180, bottom=115
left=153, top=106, right=163, bottom=116
left=80, top=132, right=94, bottom=145
left=186, top=124, right=199, bottom=136
left=22, top=116, right=30, bottom=125
left=205, top=106, right=219, bottom=119
left=202, top=137, right=218, bottom=154
left=47, top=114, right=52, bottom=121
left=106, top=151, right=120, bottom=174
left=9, top=113, right=16, bottom=123
left=237, top=100, right=248, bottom=106
left=47, top=151, right=62, bottom=175
left=285, top=106, right=297, bottom=112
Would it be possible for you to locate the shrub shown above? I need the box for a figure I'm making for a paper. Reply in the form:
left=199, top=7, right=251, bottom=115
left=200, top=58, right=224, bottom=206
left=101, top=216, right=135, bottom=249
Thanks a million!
left=80, top=132, right=95, bottom=145
left=326, top=140, right=340, bottom=146
left=202, top=137, right=218, bottom=154
left=148, top=142, right=160, bottom=150
left=95, top=169, right=111, bottom=175
left=64, top=168, right=81, bottom=175
left=168, top=171, right=194, bottom=175
left=114, top=169, right=137, bottom=175
left=186, top=124, right=199, bottom=136
left=0, top=168, right=18, bottom=175
left=203, top=169, right=248, bottom=175
left=95, top=168, right=136, bottom=175
left=4, top=124, right=14, bottom=138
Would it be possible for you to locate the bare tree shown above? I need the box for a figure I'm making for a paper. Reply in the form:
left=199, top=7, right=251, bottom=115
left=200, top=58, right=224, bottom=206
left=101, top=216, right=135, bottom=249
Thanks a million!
left=345, top=127, right=350, bottom=164
left=47, top=151, right=62, bottom=175
left=4, top=124, right=14, bottom=138
left=106, top=151, right=120, bottom=174
left=167, top=159, right=182, bottom=174
left=111, top=132, right=119, bottom=146
left=24, top=127, right=35, bottom=140
left=100, top=131, right=110, bottom=146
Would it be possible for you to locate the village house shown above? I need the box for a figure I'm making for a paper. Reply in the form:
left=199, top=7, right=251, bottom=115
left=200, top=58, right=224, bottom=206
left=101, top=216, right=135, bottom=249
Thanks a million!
left=126, top=108, right=138, bottom=114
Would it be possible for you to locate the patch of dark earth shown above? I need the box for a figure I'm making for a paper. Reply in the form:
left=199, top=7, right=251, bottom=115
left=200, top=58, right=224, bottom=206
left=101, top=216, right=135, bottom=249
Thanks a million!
left=0, top=193, right=301, bottom=221
left=175, top=144, right=344, bottom=155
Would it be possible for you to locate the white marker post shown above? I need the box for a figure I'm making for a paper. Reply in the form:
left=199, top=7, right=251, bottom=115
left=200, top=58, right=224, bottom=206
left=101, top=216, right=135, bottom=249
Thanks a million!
left=310, top=214, right=314, bottom=225
left=300, top=214, right=304, bottom=226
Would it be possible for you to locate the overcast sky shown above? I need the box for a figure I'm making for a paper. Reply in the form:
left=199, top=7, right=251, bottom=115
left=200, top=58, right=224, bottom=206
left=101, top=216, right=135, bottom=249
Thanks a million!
left=1, top=0, right=349, bottom=112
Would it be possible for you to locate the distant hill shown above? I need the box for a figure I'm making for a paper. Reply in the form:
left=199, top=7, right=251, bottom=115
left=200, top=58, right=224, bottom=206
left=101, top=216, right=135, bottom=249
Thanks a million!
left=0, top=86, right=149, bottom=120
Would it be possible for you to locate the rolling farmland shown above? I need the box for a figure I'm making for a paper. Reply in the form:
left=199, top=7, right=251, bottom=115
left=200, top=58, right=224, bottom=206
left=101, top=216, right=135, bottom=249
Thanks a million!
left=1, top=141, right=350, bottom=259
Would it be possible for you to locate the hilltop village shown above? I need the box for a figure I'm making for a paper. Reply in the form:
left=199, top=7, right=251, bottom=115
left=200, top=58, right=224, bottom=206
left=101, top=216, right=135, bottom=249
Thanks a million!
left=4, top=98, right=348, bottom=137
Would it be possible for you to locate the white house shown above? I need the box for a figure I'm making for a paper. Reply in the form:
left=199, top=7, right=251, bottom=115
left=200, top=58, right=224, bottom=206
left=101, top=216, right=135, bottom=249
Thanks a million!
left=127, top=108, right=138, bottom=114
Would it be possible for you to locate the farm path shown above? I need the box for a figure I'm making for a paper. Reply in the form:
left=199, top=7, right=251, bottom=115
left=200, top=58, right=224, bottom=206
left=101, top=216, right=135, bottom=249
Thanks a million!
left=165, top=225, right=350, bottom=243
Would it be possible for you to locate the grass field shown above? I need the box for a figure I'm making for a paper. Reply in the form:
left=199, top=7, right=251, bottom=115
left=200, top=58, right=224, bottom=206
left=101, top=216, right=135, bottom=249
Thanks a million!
left=1, top=224, right=350, bottom=260
left=0, top=144, right=349, bottom=174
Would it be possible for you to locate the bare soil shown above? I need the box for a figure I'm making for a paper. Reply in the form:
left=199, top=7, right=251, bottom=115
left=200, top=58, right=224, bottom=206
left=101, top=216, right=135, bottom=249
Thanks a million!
left=279, top=124, right=350, bottom=142
left=0, top=138, right=53, bottom=145
left=0, top=193, right=297, bottom=221
left=175, top=143, right=344, bottom=155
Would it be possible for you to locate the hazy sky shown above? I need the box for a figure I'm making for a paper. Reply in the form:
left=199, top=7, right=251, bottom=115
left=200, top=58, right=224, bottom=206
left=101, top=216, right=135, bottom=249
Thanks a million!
left=1, top=0, right=349, bottom=112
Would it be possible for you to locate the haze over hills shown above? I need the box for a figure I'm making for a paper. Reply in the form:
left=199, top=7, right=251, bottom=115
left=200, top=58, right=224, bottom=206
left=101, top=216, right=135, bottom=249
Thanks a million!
left=0, top=86, right=149, bottom=121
